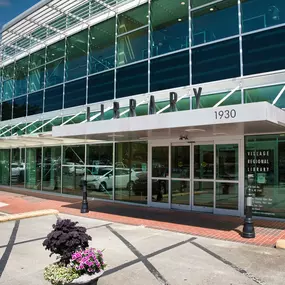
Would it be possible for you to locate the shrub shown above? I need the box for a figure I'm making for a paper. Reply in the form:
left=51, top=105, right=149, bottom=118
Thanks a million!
left=43, top=219, right=92, bottom=265
left=70, top=248, right=106, bottom=274
left=44, top=263, right=80, bottom=285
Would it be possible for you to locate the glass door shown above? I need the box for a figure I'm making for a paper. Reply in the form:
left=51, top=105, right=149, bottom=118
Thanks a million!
left=192, top=143, right=214, bottom=213
left=214, top=141, right=240, bottom=216
left=171, top=144, right=191, bottom=210
left=150, top=144, right=170, bottom=208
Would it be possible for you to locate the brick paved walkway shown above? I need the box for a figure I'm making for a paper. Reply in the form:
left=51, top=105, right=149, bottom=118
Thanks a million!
left=0, top=187, right=285, bottom=247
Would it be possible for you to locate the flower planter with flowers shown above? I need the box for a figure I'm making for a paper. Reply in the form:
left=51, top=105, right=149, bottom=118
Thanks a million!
left=43, top=219, right=106, bottom=285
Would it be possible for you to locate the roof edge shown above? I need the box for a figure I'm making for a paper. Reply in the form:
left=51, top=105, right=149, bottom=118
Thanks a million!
left=2, top=0, right=53, bottom=32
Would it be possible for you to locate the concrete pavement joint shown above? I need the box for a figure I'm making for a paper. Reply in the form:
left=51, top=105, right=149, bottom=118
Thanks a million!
left=106, top=225, right=171, bottom=285
left=0, top=220, right=20, bottom=279
left=190, top=241, right=266, bottom=285
left=103, top=236, right=196, bottom=279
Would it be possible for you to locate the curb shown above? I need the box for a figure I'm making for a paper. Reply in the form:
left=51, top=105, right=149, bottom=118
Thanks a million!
left=0, top=209, right=59, bottom=223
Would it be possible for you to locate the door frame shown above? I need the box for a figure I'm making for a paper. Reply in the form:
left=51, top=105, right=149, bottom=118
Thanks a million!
left=148, top=137, right=244, bottom=217
left=213, top=138, right=244, bottom=216
left=148, top=140, right=170, bottom=209
left=191, top=141, right=215, bottom=213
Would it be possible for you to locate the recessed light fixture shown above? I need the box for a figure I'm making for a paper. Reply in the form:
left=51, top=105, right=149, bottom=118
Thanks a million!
left=210, top=7, right=214, bottom=11
left=52, top=53, right=55, bottom=56
left=146, top=15, right=149, bottom=18
left=185, top=128, right=205, bottom=132
left=181, top=1, right=185, bottom=5
left=92, top=36, right=95, bottom=39
left=71, top=45, right=74, bottom=48
left=178, top=18, right=182, bottom=22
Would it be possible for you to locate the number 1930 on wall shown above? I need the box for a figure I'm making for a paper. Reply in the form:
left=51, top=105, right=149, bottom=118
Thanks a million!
left=215, top=109, right=237, bottom=120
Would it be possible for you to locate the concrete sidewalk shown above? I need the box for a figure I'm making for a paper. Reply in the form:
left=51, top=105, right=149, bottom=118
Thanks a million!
left=1, top=188, right=285, bottom=247
left=0, top=214, right=285, bottom=285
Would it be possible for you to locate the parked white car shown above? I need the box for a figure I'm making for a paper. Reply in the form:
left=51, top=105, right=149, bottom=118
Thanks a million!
left=82, top=167, right=138, bottom=191
left=11, top=163, right=25, bottom=182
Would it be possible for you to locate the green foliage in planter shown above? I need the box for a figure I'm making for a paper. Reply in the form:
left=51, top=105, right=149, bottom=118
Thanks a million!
left=43, top=219, right=92, bottom=265
left=44, top=263, right=80, bottom=285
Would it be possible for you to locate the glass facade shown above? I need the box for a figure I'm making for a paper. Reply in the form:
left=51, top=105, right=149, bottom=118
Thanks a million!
left=2, top=0, right=285, bottom=120
left=245, top=135, right=285, bottom=219
left=1, top=0, right=285, bottom=221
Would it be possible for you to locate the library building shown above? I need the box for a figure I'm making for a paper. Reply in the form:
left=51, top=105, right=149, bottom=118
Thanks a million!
left=1, top=0, right=285, bottom=219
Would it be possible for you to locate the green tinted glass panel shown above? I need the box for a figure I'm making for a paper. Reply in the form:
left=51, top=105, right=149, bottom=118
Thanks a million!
left=171, top=146, right=190, bottom=178
left=29, top=49, right=45, bottom=70
left=43, top=117, right=63, bottom=132
left=171, top=180, right=190, bottom=205
left=42, top=147, right=61, bottom=193
left=241, top=0, right=285, bottom=33
left=118, top=4, right=148, bottom=34
left=3, top=64, right=14, bottom=80
left=245, top=134, right=285, bottom=219
left=194, top=145, right=214, bottom=179
left=2, top=80, right=14, bottom=100
left=194, top=181, right=214, bottom=207
left=28, top=66, right=45, bottom=93
left=46, top=58, right=64, bottom=87
left=115, top=142, right=148, bottom=204
left=192, top=0, right=238, bottom=46
left=244, top=85, right=285, bottom=108
left=216, top=182, right=238, bottom=210
left=0, top=149, right=10, bottom=185
left=66, top=30, right=88, bottom=81
left=14, top=57, right=29, bottom=97
left=26, top=148, right=42, bottom=190
left=89, top=19, right=115, bottom=75
left=192, top=91, right=241, bottom=109
left=46, top=40, right=65, bottom=62
left=85, top=144, right=113, bottom=200
left=117, top=27, right=148, bottom=66
left=11, top=148, right=25, bottom=187
left=216, top=144, right=239, bottom=181
left=151, top=0, right=189, bottom=57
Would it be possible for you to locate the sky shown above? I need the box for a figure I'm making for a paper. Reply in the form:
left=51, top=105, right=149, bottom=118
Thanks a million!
left=0, top=0, right=41, bottom=31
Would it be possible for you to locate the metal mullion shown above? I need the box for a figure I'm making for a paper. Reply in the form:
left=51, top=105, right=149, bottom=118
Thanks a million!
left=86, top=25, right=90, bottom=105
left=117, top=25, right=148, bottom=38
left=45, top=56, right=65, bottom=66
left=147, top=0, right=151, bottom=94
left=41, top=146, right=43, bottom=191
left=60, top=144, right=63, bottom=193
left=191, top=34, right=240, bottom=50
left=112, top=142, right=115, bottom=201
left=171, top=178, right=190, bottom=181
left=190, top=0, right=224, bottom=12
left=214, top=141, right=217, bottom=211
left=24, top=147, right=26, bottom=188
left=238, top=0, right=243, bottom=78
left=114, top=10, right=118, bottom=99
left=11, top=60, right=15, bottom=120
left=43, top=43, right=48, bottom=114
left=9, top=147, right=12, bottom=187
left=189, top=0, right=192, bottom=86
left=63, top=35, right=67, bottom=110
left=215, top=180, right=239, bottom=184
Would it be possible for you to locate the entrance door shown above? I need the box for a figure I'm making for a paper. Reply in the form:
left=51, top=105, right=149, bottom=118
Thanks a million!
left=214, top=141, right=241, bottom=216
left=171, top=144, right=191, bottom=210
left=149, top=139, right=242, bottom=216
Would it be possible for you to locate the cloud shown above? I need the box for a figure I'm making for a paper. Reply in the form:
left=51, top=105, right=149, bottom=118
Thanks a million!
left=0, top=0, right=11, bottom=7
